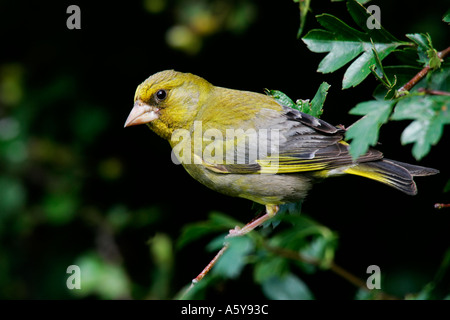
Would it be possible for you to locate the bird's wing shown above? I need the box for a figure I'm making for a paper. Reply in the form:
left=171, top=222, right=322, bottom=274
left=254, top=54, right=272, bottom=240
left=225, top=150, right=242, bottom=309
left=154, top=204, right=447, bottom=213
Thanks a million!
left=199, top=106, right=383, bottom=174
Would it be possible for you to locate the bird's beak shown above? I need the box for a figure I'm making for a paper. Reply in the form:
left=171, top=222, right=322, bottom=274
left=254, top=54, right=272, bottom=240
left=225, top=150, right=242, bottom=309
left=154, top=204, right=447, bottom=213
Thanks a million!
left=124, top=101, right=160, bottom=127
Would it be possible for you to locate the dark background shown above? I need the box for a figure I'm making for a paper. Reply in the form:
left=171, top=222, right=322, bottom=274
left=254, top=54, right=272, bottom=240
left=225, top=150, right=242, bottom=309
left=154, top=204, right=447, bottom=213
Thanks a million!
left=0, top=0, right=448, bottom=299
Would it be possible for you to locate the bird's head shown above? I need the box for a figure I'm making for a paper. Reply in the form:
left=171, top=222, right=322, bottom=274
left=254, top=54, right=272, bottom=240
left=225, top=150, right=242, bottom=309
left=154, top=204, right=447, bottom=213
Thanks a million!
left=124, top=70, right=213, bottom=140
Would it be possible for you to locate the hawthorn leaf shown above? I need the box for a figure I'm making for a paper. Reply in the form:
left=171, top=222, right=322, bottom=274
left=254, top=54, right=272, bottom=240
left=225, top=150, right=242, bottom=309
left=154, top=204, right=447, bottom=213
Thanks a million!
left=302, top=1, right=403, bottom=89
left=346, top=100, right=394, bottom=159
left=392, top=95, right=450, bottom=160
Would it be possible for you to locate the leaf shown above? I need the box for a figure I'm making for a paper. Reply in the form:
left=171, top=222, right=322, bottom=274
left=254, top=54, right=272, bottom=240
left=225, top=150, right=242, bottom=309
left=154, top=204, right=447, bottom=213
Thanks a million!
left=444, top=179, right=450, bottom=193
left=428, top=64, right=450, bottom=92
left=212, top=236, right=254, bottom=279
left=302, top=1, right=402, bottom=89
left=73, top=252, right=130, bottom=299
left=294, top=0, right=311, bottom=38
left=309, top=82, right=330, bottom=118
left=265, top=89, right=296, bottom=109
left=261, top=273, right=314, bottom=300
left=268, top=83, right=329, bottom=118
left=148, top=233, right=174, bottom=299
left=392, top=95, right=450, bottom=160
left=253, top=255, right=288, bottom=284
left=346, top=100, right=394, bottom=159
left=372, top=65, right=420, bottom=100
left=346, top=1, right=398, bottom=43
left=444, top=9, right=450, bottom=23
left=406, top=33, right=441, bottom=69
left=300, top=233, right=338, bottom=270
left=177, top=211, right=241, bottom=249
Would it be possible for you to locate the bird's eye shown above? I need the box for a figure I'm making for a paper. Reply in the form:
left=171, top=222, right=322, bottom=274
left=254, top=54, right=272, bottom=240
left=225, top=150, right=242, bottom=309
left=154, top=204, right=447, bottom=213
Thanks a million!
left=156, top=89, right=167, bottom=101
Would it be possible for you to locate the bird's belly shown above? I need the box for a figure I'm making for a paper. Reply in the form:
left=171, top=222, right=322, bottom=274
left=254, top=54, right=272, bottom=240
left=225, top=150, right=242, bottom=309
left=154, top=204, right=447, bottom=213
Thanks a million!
left=182, top=164, right=312, bottom=205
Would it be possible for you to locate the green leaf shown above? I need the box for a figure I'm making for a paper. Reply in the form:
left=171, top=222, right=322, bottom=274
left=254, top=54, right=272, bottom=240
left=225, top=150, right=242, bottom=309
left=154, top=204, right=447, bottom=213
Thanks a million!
left=346, top=0, right=398, bottom=43
left=354, top=287, right=379, bottom=300
left=148, top=233, right=174, bottom=299
left=444, top=9, right=450, bottom=23
left=392, top=95, right=450, bottom=160
left=265, top=89, right=296, bottom=109
left=302, top=1, right=402, bottom=89
left=372, top=65, right=420, bottom=100
left=73, top=252, right=130, bottom=299
left=406, top=33, right=441, bottom=69
left=444, top=179, right=450, bottom=193
left=212, top=236, right=254, bottom=279
left=309, top=82, right=330, bottom=118
left=346, top=100, right=394, bottom=159
left=300, top=233, right=337, bottom=270
left=406, top=33, right=430, bottom=64
left=177, top=211, right=241, bottom=249
left=427, top=63, right=450, bottom=92
left=294, top=0, right=311, bottom=38
left=261, top=273, right=314, bottom=300
left=268, top=83, right=330, bottom=119
left=0, top=175, right=26, bottom=216
left=254, top=255, right=288, bottom=284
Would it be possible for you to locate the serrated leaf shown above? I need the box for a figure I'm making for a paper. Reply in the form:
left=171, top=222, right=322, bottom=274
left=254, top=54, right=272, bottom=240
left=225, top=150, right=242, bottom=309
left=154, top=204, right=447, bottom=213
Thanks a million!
left=346, top=100, right=394, bottom=159
left=343, top=44, right=398, bottom=89
left=392, top=95, right=450, bottom=160
left=268, top=84, right=329, bottom=119
left=346, top=0, right=398, bottom=43
left=391, top=95, right=435, bottom=120
left=406, top=33, right=431, bottom=50
left=302, top=1, right=402, bottom=89
left=309, top=82, right=330, bottom=118
left=406, top=33, right=440, bottom=69
left=266, top=89, right=296, bottom=109
left=261, top=273, right=314, bottom=300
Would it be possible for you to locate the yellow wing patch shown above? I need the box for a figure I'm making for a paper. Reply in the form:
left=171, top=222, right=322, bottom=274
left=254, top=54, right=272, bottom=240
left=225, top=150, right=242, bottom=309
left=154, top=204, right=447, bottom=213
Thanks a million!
left=257, top=156, right=331, bottom=174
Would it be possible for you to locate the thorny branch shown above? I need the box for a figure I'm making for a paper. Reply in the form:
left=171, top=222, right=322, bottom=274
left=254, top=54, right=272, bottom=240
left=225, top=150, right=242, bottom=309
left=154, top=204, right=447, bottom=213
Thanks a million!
left=398, top=46, right=450, bottom=96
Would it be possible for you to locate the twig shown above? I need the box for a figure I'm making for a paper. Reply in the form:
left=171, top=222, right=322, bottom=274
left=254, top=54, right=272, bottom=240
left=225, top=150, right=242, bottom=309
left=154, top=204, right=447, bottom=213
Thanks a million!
left=398, top=46, right=450, bottom=96
left=434, top=203, right=450, bottom=209
left=263, top=243, right=399, bottom=300
left=180, top=243, right=229, bottom=299
left=417, top=88, right=450, bottom=96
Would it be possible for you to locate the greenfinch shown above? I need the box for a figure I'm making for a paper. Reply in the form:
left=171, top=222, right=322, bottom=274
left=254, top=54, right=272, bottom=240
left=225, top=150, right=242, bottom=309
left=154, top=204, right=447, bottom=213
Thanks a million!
left=125, top=70, right=438, bottom=236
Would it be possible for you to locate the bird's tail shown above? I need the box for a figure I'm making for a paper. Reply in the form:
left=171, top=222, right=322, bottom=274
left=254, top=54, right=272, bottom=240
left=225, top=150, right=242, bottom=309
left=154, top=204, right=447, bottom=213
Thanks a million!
left=344, top=159, right=439, bottom=195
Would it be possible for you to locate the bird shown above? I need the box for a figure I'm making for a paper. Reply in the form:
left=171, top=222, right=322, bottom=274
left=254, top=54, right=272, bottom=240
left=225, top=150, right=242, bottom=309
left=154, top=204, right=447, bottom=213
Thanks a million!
left=124, top=70, right=439, bottom=236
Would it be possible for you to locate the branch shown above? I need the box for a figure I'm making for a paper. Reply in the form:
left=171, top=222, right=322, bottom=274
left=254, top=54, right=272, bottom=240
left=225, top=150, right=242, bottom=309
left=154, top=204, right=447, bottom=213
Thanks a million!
left=417, top=88, right=450, bottom=96
left=398, top=46, right=450, bottom=96
left=434, top=203, right=450, bottom=209
left=263, top=243, right=399, bottom=300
